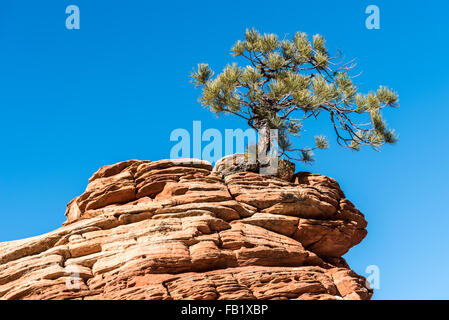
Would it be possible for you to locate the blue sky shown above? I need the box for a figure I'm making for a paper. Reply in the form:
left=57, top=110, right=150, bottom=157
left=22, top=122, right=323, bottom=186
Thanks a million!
left=0, top=1, right=448, bottom=299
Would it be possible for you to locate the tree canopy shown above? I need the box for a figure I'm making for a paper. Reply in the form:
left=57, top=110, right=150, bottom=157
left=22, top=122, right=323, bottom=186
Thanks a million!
left=191, top=28, right=399, bottom=164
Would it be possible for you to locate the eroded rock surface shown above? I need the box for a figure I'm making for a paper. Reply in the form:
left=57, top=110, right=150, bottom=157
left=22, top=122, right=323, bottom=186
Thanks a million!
left=0, top=158, right=371, bottom=300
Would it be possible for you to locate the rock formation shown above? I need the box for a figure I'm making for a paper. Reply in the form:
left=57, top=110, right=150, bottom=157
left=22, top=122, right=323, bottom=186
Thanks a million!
left=0, top=158, right=372, bottom=300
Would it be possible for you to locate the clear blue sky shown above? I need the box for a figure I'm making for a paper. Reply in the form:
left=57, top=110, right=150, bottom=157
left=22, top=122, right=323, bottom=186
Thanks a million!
left=0, top=1, right=448, bottom=299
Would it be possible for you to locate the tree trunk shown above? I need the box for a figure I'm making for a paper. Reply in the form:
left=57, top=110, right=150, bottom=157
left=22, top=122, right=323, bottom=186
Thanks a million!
left=255, top=119, right=271, bottom=160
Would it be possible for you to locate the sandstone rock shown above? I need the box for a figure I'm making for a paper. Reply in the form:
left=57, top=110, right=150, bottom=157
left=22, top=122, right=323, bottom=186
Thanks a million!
left=213, top=153, right=259, bottom=177
left=276, top=158, right=296, bottom=181
left=293, top=219, right=367, bottom=257
left=213, top=154, right=296, bottom=182
left=0, top=158, right=371, bottom=300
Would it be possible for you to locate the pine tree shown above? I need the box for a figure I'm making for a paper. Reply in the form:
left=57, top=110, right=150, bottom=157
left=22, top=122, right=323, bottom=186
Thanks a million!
left=191, top=28, right=399, bottom=164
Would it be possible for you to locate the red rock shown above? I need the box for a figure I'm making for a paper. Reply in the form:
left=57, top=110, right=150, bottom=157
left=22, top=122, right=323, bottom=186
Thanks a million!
left=293, top=219, right=367, bottom=257
left=0, top=157, right=371, bottom=300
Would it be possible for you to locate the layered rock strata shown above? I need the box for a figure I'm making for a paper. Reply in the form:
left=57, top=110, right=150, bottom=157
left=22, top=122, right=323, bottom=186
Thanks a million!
left=0, top=158, right=371, bottom=300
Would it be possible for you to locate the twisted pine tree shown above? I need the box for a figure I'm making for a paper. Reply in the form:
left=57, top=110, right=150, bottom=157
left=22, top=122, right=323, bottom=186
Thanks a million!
left=191, top=28, right=399, bottom=164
